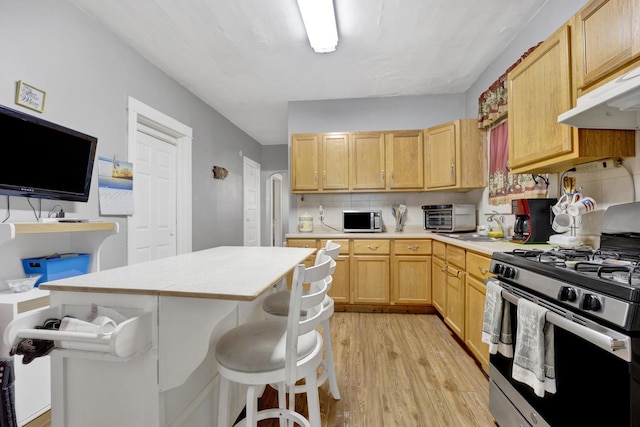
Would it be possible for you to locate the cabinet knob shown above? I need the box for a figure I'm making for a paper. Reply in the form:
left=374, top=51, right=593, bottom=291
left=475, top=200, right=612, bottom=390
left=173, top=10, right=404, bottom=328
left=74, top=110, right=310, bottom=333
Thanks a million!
left=368, top=245, right=379, bottom=251
left=407, top=245, right=419, bottom=251
left=479, top=267, right=489, bottom=275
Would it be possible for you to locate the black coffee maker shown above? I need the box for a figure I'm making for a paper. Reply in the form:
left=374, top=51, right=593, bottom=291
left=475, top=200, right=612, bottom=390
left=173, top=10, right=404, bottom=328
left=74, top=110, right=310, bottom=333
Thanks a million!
left=511, top=198, right=557, bottom=243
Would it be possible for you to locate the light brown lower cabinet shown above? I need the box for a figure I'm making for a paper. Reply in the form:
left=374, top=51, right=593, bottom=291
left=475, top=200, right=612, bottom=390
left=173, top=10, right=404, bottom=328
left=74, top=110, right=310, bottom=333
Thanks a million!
left=351, top=240, right=390, bottom=304
left=444, top=264, right=466, bottom=339
left=465, top=275, right=490, bottom=372
left=391, top=239, right=432, bottom=305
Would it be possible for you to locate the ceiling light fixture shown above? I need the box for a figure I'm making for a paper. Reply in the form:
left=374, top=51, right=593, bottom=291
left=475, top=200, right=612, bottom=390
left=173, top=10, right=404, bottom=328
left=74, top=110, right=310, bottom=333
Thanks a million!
left=296, top=0, right=338, bottom=53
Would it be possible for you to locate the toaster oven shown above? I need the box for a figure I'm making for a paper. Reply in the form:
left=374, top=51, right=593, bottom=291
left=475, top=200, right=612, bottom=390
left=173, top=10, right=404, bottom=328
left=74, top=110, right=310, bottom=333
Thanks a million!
left=422, top=204, right=476, bottom=233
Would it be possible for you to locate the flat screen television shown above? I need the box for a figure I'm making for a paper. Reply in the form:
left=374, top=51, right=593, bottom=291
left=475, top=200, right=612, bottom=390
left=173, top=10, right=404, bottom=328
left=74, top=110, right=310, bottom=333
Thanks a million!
left=0, top=104, right=98, bottom=202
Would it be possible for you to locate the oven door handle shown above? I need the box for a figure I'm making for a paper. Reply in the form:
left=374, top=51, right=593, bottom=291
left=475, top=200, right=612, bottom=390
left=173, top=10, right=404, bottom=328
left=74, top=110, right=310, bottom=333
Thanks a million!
left=500, top=289, right=631, bottom=362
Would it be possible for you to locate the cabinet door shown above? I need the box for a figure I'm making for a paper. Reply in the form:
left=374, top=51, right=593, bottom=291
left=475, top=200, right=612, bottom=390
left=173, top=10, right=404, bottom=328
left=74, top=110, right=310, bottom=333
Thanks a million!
left=386, top=131, right=424, bottom=190
left=445, top=266, right=465, bottom=340
left=291, top=134, right=320, bottom=192
left=328, top=255, right=350, bottom=304
left=352, top=256, right=390, bottom=304
left=574, top=0, right=640, bottom=91
left=350, top=132, right=386, bottom=190
left=425, top=122, right=456, bottom=188
left=508, top=25, right=574, bottom=172
left=392, top=255, right=431, bottom=304
left=322, top=133, right=349, bottom=191
left=431, top=256, right=447, bottom=315
left=465, top=275, right=490, bottom=372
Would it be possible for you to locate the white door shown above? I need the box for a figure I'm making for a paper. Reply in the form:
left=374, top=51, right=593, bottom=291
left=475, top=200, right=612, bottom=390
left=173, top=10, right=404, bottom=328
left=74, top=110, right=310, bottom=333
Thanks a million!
left=243, top=157, right=261, bottom=246
left=132, top=125, right=177, bottom=262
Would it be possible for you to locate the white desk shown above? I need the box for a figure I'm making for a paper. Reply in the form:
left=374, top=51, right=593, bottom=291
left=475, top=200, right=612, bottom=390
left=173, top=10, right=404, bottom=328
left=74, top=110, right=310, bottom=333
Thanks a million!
left=7, top=246, right=315, bottom=427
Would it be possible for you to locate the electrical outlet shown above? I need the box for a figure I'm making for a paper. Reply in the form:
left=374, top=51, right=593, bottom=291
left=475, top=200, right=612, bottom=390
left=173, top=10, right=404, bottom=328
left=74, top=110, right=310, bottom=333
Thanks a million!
left=573, top=158, right=621, bottom=173
left=318, top=204, right=324, bottom=221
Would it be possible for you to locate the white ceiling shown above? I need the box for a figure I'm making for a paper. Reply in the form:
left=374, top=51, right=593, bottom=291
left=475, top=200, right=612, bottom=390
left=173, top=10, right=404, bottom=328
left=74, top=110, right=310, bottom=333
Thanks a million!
left=65, top=0, right=549, bottom=145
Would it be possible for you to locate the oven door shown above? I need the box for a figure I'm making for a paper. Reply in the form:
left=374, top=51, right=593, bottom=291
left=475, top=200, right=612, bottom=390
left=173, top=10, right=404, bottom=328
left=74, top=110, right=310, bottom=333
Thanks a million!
left=488, top=279, right=640, bottom=427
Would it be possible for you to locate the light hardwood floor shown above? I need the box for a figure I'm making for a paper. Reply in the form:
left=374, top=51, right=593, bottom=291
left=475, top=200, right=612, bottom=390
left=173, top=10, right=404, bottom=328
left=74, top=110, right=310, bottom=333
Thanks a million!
left=28, top=312, right=495, bottom=427
left=258, top=312, right=496, bottom=426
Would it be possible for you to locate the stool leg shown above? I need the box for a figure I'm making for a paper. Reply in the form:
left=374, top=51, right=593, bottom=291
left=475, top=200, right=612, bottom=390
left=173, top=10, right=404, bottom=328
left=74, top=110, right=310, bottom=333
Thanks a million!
left=277, top=383, right=287, bottom=427
left=304, top=373, right=321, bottom=426
left=217, top=377, right=230, bottom=427
left=246, top=385, right=259, bottom=427
left=322, top=318, right=341, bottom=400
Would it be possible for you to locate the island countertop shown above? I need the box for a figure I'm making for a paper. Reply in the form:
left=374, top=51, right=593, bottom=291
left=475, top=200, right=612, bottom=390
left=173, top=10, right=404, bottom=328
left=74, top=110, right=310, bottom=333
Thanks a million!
left=39, top=246, right=315, bottom=300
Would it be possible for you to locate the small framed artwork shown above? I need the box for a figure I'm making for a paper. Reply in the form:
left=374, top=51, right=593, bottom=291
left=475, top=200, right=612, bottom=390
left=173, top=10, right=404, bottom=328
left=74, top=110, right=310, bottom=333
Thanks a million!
left=15, top=80, right=47, bottom=113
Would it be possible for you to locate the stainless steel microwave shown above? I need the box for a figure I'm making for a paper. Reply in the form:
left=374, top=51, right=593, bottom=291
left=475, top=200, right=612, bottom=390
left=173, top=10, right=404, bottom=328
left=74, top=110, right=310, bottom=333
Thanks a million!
left=342, top=210, right=383, bottom=233
left=421, top=204, right=476, bottom=232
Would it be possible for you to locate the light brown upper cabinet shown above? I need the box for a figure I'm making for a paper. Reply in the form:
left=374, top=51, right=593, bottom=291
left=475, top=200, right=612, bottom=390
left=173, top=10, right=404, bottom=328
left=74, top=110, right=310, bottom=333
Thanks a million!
left=349, top=132, right=387, bottom=191
left=507, top=23, right=635, bottom=174
left=425, top=119, right=485, bottom=191
left=385, top=130, right=424, bottom=190
left=350, top=130, right=424, bottom=191
left=291, top=133, right=349, bottom=193
left=573, top=0, right=640, bottom=93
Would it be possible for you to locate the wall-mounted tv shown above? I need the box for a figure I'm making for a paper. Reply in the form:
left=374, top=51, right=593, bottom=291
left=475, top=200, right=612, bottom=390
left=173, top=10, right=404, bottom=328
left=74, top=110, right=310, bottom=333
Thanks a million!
left=0, top=105, right=98, bottom=202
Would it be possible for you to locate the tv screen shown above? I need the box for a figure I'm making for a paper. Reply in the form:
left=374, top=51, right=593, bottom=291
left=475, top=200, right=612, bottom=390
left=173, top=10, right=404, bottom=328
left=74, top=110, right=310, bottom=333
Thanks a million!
left=0, top=105, right=98, bottom=202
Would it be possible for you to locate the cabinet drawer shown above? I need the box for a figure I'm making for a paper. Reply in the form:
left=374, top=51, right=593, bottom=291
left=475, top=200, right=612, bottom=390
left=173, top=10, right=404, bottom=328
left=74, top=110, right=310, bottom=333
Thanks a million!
left=353, top=239, right=390, bottom=254
left=466, top=251, right=493, bottom=281
left=433, top=240, right=446, bottom=258
left=320, top=239, right=349, bottom=255
left=446, top=245, right=466, bottom=269
left=393, top=239, right=431, bottom=255
left=287, top=239, right=318, bottom=249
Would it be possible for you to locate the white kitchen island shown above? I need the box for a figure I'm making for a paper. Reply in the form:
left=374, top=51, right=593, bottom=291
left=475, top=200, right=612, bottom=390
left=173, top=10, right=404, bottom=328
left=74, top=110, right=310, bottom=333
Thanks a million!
left=4, top=246, right=315, bottom=427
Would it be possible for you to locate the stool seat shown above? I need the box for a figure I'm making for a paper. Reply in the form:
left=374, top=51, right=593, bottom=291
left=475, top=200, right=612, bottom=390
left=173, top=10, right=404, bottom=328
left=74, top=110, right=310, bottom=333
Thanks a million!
left=262, top=292, right=302, bottom=317
left=216, top=320, right=317, bottom=373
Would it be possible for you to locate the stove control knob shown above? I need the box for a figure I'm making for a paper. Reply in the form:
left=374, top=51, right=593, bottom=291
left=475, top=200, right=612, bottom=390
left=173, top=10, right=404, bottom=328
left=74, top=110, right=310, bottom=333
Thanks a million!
left=493, top=263, right=505, bottom=275
left=504, top=267, right=517, bottom=279
left=581, top=294, right=602, bottom=311
left=559, top=287, right=577, bottom=302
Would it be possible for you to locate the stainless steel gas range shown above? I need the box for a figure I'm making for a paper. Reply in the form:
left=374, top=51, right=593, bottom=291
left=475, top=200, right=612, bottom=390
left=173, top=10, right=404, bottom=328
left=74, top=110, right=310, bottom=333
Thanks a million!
left=487, top=201, right=640, bottom=427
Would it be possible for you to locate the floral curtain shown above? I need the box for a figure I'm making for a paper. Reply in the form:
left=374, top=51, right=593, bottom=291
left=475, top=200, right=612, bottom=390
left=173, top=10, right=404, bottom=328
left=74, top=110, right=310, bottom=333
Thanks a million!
left=478, top=42, right=542, bottom=129
left=488, top=121, right=548, bottom=205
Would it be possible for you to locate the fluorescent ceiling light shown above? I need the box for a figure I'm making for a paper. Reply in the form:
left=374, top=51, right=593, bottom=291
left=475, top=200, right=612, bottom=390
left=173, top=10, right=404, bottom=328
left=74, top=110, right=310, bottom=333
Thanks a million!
left=296, top=0, right=338, bottom=53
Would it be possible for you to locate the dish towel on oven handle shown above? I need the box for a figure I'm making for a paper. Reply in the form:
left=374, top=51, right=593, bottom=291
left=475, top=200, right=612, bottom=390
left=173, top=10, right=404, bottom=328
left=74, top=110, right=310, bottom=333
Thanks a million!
left=512, top=298, right=556, bottom=397
left=481, top=280, right=513, bottom=357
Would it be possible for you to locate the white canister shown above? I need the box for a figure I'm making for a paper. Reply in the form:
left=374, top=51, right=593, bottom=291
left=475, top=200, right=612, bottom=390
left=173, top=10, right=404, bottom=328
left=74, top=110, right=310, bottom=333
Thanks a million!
left=298, top=213, right=313, bottom=232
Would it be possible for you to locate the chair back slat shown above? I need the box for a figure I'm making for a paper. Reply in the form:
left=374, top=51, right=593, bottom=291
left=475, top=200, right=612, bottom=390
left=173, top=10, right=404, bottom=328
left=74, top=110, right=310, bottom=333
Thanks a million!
left=324, top=240, right=341, bottom=260
left=285, top=249, right=332, bottom=385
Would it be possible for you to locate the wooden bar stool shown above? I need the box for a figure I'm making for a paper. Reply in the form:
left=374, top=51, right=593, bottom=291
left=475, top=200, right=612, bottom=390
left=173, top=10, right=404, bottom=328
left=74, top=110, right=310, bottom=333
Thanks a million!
left=262, top=240, right=341, bottom=400
left=215, top=250, right=333, bottom=427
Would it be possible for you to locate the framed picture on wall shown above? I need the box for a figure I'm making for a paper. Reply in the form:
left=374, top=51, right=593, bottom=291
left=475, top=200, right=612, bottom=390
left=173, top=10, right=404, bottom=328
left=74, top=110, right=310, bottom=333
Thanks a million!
left=15, top=80, right=46, bottom=113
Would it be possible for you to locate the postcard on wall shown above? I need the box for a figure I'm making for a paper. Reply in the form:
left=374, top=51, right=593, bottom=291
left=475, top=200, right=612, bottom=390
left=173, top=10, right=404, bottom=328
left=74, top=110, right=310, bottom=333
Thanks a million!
left=98, top=156, right=135, bottom=215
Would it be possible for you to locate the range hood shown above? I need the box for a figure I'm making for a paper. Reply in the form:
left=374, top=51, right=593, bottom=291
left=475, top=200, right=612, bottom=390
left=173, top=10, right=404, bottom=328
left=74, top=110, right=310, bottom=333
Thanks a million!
left=558, top=65, right=640, bottom=129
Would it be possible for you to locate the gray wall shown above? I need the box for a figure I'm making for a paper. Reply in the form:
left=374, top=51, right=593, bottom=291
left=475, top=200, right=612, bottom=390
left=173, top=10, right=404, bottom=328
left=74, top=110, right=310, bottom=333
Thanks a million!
left=289, top=95, right=466, bottom=134
left=0, top=0, right=262, bottom=269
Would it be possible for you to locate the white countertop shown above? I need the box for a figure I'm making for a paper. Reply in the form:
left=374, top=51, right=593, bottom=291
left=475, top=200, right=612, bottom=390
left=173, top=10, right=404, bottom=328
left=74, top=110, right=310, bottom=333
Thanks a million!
left=286, top=225, right=554, bottom=256
left=39, top=246, right=316, bottom=300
